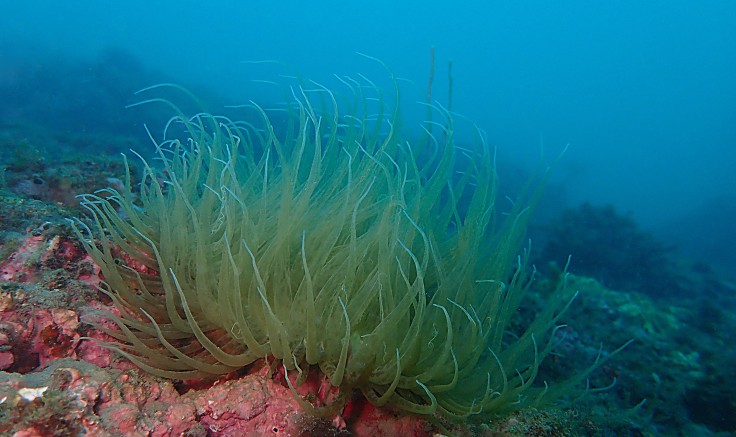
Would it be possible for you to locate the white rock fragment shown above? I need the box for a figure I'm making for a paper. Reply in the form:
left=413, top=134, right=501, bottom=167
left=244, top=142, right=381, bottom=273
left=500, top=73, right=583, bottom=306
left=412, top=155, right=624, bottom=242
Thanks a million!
left=17, top=386, right=48, bottom=401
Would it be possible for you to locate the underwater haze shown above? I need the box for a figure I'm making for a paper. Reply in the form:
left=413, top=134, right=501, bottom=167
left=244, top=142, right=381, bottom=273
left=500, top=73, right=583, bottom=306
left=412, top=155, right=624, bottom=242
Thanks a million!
left=2, top=1, right=736, bottom=435
left=2, top=1, right=734, bottom=275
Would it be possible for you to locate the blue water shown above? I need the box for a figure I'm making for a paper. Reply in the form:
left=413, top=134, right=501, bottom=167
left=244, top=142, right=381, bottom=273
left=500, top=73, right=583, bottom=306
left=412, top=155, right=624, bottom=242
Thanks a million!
left=3, top=1, right=734, bottom=274
left=1, top=3, right=735, bottom=433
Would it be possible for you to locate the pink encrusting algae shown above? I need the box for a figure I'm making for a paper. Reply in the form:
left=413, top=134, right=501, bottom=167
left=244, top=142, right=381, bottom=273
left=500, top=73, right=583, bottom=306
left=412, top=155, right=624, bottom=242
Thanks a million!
left=0, top=228, right=435, bottom=436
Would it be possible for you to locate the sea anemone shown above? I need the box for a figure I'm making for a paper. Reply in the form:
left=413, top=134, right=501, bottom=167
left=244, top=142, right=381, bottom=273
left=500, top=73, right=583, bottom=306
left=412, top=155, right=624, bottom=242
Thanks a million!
left=71, top=72, right=598, bottom=420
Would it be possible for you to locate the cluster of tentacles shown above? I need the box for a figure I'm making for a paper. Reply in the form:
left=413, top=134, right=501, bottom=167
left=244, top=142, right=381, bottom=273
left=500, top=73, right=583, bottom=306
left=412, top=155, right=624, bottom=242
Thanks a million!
left=72, top=74, right=601, bottom=419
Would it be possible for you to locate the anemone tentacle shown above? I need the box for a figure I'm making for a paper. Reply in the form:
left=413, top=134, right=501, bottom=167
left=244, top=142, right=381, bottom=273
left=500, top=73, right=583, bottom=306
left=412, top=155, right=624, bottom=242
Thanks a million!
left=72, top=74, right=597, bottom=419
